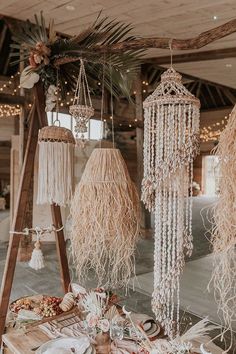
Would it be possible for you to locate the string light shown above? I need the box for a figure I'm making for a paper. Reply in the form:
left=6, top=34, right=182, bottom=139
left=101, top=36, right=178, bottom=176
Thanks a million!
left=200, top=114, right=230, bottom=142
left=0, top=104, right=21, bottom=118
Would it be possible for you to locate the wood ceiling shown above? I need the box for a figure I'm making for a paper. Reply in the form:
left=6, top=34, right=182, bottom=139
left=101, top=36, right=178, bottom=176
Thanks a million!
left=0, top=0, right=236, bottom=89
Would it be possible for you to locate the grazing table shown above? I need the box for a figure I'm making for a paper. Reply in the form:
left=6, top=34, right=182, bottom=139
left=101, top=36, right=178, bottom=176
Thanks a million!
left=2, top=309, right=79, bottom=354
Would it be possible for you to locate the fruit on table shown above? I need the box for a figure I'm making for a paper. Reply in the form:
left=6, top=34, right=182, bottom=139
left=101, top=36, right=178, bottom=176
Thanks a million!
left=36, top=296, right=63, bottom=317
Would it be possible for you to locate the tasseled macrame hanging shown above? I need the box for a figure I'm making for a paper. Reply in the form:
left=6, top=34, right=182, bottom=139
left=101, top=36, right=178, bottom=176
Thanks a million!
left=70, top=148, right=140, bottom=289
left=29, top=227, right=45, bottom=270
left=142, top=67, right=200, bottom=337
left=37, top=125, right=75, bottom=206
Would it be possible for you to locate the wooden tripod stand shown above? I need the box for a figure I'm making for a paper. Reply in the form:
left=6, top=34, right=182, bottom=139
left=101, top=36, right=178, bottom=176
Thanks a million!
left=0, top=83, right=71, bottom=342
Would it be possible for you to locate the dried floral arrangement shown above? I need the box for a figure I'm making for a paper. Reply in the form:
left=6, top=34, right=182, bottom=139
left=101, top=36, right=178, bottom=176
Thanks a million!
left=11, top=12, right=143, bottom=101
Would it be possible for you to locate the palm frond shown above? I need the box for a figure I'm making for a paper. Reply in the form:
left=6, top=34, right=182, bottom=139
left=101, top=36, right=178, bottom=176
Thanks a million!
left=10, top=12, right=144, bottom=99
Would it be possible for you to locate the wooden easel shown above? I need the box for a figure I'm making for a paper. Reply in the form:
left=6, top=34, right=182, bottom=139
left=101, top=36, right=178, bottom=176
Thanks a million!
left=0, top=82, right=71, bottom=342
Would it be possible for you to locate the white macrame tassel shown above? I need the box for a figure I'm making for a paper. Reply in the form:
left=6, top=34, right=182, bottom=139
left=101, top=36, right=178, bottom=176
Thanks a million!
left=37, top=141, right=74, bottom=206
left=29, top=230, right=45, bottom=270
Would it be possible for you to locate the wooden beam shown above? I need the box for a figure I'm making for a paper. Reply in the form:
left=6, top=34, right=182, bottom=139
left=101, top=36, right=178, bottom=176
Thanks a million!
left=223, top=88, right=236, bottom=105
left=146, top=47, right=236, bottom=65
left=0, top=24, right=7, bottom=53
left=206, top=84, right=217, bottom=107
left=216, top=86, right=227, bottom=106
left=0, top=93, right=25, bottom=105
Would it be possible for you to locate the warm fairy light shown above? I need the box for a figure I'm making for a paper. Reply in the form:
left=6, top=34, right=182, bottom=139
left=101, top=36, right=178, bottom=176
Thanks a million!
left=134, top=118, right=138, bottom=122
left=0, top=104, right=21, bottom=117
left=200, top=114, right=229, bottom=142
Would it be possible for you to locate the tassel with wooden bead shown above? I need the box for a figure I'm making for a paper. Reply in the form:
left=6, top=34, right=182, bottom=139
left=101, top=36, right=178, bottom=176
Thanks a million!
left=29, top=228, right=45, bottom=270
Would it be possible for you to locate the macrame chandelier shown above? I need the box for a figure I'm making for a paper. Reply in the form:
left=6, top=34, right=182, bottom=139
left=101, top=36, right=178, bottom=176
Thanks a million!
left=142, top=67, right=200, bottom=337
left=69, top=59, right=94, bottom=142
left=70, top=148, right=140, bottom=289
left=37, top=125, right=75, bottom=206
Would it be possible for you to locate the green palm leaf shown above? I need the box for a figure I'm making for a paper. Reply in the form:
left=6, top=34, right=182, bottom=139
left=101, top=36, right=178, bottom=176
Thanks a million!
left=10, top=12, right=144, bottom=100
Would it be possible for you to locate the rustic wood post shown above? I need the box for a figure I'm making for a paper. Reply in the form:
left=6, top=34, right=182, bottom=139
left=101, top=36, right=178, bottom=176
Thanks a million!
left=0, top=103, right=39, bottom=341
left=0, top=82, right=71, bottom=342
left=17, top=47, right=33, bottom=262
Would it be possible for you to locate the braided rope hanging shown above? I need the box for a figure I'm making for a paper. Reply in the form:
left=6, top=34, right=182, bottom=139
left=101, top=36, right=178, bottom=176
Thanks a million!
left=142, top=67, right=200, bottom=337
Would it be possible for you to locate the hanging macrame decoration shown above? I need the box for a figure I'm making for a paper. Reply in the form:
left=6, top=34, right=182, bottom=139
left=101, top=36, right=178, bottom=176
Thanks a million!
left=69, top=58, right=94, bottom=145
left=37, top=125, right=75, bottom=206
left=210, top=105, right=236, bottom=346
left=142, top=67, right=200, bottom=337
left=70, top=148, right=140, bottom=288
left=29, top=227, right=45, bottom=270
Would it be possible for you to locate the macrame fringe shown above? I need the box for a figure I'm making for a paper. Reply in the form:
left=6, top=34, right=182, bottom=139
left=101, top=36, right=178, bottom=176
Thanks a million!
left=29, top=240, right=45, bottom=270
left=37, top=141, right=74, bottom=206
left=70, top=148, right=140, bottom=289
left=209, top=105, right=236, bottom=352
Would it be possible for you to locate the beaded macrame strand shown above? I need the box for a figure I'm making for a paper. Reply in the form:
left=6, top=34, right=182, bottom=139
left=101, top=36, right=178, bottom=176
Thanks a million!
left=142, top=67, right=200, bottom=337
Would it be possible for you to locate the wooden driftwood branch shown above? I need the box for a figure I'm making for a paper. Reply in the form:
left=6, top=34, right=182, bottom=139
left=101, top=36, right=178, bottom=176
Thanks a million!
left=54, top=18, right=236, bottom=66
left=106, top=18, right=236, bottom=51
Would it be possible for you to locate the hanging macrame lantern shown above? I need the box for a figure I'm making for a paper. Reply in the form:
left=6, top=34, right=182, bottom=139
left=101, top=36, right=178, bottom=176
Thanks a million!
left=69, top=59, right=94, bottom=143
left=70, top=148, right=140, bottom=289
left=142, top=67, right=200, bottom=337
left=37, top=125, right=75, bottom=206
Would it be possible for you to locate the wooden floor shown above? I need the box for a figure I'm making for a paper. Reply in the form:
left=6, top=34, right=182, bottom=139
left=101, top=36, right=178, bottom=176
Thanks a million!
left=131, top=254, right=236, bottom=331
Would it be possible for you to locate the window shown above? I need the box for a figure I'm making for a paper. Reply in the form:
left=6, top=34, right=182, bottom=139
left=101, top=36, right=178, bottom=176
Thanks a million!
left=202, top=155, right=219, bottom=196
left=47, top=112, right=103, bottom=140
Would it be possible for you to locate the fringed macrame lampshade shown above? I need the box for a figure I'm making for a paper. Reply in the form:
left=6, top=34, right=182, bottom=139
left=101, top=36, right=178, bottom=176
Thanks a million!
left=37, top=125, right=75, bottom=206
left=70, top=148, right=140, bottom=289
left=142, top=67, right=200, bottom=337
left=210, top=105, right=236, bottom=341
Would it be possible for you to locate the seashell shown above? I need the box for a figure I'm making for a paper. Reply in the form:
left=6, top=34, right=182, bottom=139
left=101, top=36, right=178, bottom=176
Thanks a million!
left=200, top=344, right=212, bottom=354
left=71, top=283, right=87, bottom=297
left=59, top=292, right=75, bottom=312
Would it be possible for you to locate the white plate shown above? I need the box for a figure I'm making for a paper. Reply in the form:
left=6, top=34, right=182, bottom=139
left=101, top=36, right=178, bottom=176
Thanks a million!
left=36, top=336, right=90, bottom=354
